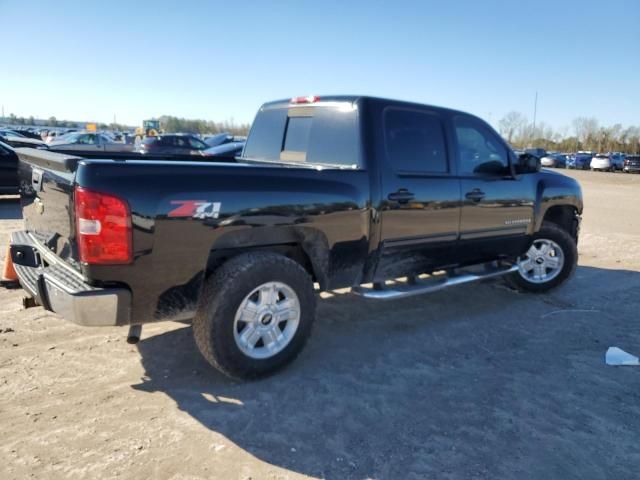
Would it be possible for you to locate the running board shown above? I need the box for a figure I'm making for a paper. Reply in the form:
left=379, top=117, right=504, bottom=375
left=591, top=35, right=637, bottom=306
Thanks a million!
left=352, top=264, right=518, bottom=300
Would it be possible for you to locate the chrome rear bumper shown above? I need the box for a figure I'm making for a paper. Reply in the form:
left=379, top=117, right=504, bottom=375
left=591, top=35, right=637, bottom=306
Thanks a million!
left=9, top=231, right=131, bottom=326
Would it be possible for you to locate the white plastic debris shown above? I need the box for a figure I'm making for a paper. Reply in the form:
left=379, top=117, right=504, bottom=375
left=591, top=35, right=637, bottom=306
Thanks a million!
left=606, top=347, right=640, bottom=366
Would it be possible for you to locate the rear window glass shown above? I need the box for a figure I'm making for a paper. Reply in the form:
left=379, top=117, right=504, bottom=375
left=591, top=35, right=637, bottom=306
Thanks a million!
left=384, top=108, right=448, bottom=173
left=243, top=104, right=359, bottom=167
left=284, top=117, right=312, bottom=153
left=142, top=137, right=161, bottom=144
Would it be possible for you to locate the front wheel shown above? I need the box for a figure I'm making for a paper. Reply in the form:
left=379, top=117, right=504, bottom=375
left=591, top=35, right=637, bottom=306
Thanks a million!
left=193, top=252, right=316, bottom=380
left=506, top=222, right=577, bottom=293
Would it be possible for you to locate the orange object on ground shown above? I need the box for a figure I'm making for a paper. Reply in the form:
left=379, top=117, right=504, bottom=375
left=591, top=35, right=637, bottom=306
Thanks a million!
left=2, top=245, right=17, bottom=281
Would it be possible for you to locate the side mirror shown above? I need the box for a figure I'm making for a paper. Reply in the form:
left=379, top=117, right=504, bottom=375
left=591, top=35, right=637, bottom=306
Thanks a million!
left=515, top=153, right=541, bottom=174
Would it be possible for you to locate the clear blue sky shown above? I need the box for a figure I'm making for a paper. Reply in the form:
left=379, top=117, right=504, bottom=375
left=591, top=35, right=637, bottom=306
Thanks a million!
left=1, top=0, right=638, bottom=131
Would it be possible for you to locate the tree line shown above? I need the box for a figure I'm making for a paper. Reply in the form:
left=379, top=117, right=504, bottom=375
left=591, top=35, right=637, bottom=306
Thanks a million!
left=2, top=113, right=251, bottom=136
left=158, top=115, right=250, bottom=136
left=498, top=112, right=640, bottom=154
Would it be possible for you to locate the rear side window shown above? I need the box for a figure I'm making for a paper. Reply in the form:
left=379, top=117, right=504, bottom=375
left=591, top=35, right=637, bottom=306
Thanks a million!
left=174, top=137, right=189, bottom=148
left=384, top=108, right=448, bottom=173
left=243, top=104, right=359, bottom=167
left=243, top=108, right=288, bottom=161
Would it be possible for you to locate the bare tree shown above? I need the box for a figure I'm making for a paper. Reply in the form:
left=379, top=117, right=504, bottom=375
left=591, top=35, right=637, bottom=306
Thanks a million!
left=498, top=111, right=527, bottom=143
left=572, top=117, right=599, bottom=149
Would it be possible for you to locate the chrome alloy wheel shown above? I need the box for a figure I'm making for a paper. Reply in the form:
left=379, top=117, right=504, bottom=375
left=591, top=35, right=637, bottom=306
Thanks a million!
left=233, top=281, right=300, bottom=359
left=517, top=238, right=565, bottom=284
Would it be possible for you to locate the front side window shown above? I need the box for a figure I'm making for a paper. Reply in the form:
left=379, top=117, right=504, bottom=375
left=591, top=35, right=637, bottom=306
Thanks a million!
left=188, top=137, right=207, bottom=150
left=384, top=108, right=448, bottom=173
left=454, top=116, right=509, bottom=175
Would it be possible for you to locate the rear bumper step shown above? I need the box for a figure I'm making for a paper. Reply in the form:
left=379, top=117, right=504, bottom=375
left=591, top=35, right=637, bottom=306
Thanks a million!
left=9, top=231, right=131, bottom=326
left=352, top=263, right=518, bottom=300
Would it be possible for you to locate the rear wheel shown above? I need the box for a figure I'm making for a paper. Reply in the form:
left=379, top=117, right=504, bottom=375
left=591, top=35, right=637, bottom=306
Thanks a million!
left=193, top=252, right=316, bottom=380
left=506, top=222, right=577, bottom=293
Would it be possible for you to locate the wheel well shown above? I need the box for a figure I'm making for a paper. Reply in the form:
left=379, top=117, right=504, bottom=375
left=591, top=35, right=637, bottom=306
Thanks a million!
left=206, top=244, right=317, bottom=284
left=543, top=206, right=578, bottom=238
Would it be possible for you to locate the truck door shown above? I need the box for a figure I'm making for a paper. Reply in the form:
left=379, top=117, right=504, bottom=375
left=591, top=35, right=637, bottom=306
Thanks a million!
left=377, top=106, right=461, bottom=280
left=453, top=114, right=534, bottom=262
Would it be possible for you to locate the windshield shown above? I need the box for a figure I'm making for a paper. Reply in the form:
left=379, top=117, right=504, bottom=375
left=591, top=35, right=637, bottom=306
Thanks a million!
left=143, top=120, right=160, bottom=130
left=205, top=133, right=232, bottom=147
left=58, top=133, right=81, bottom=143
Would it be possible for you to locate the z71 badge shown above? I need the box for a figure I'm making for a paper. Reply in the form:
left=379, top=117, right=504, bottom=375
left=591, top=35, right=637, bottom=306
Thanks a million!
left=168, top=200, right=221, bottom=219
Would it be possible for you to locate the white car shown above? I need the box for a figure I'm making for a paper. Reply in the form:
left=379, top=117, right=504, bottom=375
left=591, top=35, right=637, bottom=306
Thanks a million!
left=590, top=154, right=613, bottom=172
left=540, top=155, right=556, bottom=167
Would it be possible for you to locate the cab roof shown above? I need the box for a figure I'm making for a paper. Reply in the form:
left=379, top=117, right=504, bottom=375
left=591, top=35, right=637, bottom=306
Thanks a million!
left=260, top=95, right=473, bottom=118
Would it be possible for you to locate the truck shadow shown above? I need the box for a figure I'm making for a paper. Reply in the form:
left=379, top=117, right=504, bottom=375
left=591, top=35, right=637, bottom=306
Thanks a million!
left=132, top=265, right=640, bottom=479
left=0, top=197, right=21, bottom=220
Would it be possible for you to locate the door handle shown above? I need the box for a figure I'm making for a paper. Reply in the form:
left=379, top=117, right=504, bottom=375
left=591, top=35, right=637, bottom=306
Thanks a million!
left=465, top=189, right=486, bottom=201
left=387, top=189, right=415, bottom=203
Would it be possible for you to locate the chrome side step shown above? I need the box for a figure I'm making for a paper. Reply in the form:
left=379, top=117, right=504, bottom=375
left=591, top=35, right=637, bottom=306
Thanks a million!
left=352, top=264, right=518, bottom=300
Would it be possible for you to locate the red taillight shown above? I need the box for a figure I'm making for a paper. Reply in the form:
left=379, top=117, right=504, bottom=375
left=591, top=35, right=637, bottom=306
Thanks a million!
left=74, top=186, right=132, bottom=264
left=290, top=95, right=319, bottom=104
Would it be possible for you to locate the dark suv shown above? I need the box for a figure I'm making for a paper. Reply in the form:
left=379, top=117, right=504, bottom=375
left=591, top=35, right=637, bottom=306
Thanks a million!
left=624, top=155, right=640, bottom=173
left=137, top=134, right=209, bottom=155
left=0, top=141, right=19, bottom=194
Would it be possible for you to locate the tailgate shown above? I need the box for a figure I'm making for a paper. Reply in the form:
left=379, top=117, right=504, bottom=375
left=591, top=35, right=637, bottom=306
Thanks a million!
left=16, top=148, right=81, bottom=269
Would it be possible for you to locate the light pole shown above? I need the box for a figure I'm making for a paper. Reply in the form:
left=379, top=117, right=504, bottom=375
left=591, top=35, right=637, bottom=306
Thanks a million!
left=532, top=91, right=538, bottom=147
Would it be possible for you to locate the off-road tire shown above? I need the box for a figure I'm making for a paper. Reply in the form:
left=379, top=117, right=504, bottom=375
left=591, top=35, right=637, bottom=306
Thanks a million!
left=193, top=252, right=316, bottom=380
left=506, top=222, right=577, bottom=293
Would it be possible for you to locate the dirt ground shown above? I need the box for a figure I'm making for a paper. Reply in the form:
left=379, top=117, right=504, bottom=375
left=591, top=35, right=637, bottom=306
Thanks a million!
left=1, top=170, right=639, bottom=480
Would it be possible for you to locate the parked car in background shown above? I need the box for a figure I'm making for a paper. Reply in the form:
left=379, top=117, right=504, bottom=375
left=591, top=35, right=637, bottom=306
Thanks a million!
left=0, top=128, right=23, bottom=137
left=541, top=153, right=567, bottom=168
left=203, top=141, right=245, bottom=158
left=137, top=134, right=209, bottom=155
left=525, top=148, right=547, bottom=159
left=623, top=155, right=640, bottom=173
left=0, top=130, right=48, bottom=149
left=590, top=153, right=614, bottom=172
left=610, top=153, right=625, bottom=171
left=44, top=130, right=66, bottom=144
left=567, top=152, right=593, bottom=170
left=11, top=128, right=43, bottom=140
left=204, top=133, right=234, bottom=147
left=0, top=140, right=19, bottom=194
left=48, top=132, right=133, bottom=152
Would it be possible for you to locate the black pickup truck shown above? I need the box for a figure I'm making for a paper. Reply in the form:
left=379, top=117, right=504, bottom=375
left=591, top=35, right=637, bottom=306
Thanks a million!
left=10, top=95, right=582, bottom=379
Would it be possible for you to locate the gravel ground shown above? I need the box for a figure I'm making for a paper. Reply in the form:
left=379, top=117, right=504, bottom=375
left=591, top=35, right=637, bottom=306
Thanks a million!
left=0, top=170, right=639, bottom=480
